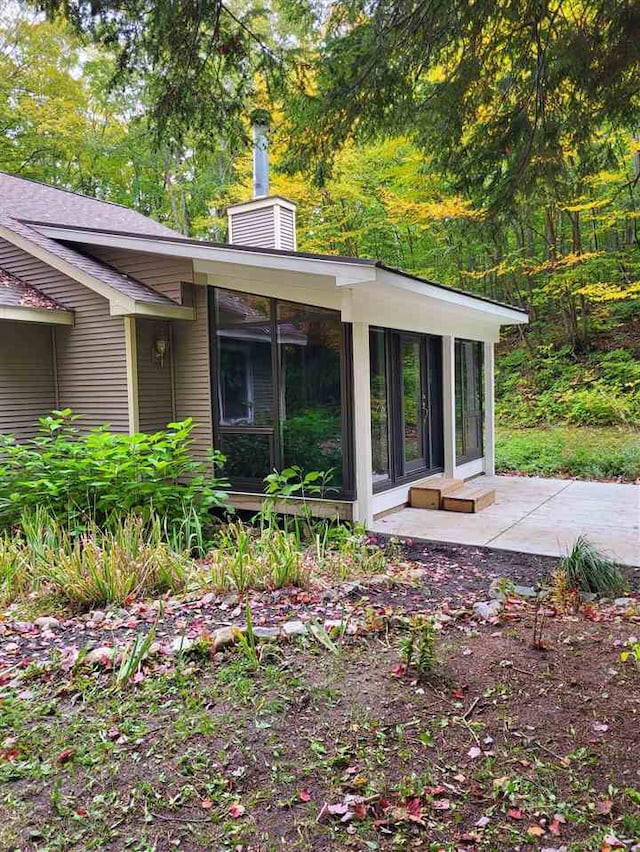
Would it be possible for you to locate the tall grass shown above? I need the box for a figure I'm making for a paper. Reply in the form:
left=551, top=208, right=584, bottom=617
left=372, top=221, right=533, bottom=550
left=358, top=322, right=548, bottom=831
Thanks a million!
left=1, top=510, right=195, bottom=609
left=560, top=535, right=627, bottom=596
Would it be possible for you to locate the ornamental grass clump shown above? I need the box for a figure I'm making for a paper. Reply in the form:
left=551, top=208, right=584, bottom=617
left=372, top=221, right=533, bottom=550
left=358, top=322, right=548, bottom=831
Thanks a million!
left=559, top=535, right=627, bottom=597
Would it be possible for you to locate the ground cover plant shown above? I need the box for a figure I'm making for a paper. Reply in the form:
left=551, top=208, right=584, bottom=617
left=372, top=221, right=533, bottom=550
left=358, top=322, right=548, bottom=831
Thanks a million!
left=495, top=425, right=640, bottom=481
left=1, top=537, right=638, bottom=851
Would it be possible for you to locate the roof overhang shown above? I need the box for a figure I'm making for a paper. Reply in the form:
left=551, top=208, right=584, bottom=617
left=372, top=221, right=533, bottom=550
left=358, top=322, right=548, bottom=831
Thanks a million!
left=30, top=222, right=528, bottom=326
left=0, top=304, right=74, bottom=325
left=0, top=222, right=194, bottom=321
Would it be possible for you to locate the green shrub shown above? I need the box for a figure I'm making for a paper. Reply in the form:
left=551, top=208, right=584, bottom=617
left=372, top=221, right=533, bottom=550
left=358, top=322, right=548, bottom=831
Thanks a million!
left=564, top=386, right=632, bottom=426
left=0, top=410, right=229, bottom=533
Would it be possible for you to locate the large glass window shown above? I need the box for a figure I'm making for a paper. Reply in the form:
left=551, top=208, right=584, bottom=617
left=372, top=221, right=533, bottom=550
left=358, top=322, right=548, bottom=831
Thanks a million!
left=278, top=301, right=343, bottom=486
left=455, top=339, right=484, bottom=464
left=369, top=329, right=390, bottom=483
left=212, top=288, right=350, bottom=492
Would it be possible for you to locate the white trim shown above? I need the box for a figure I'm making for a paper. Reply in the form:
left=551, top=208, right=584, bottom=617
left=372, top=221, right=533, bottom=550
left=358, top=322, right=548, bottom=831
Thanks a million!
left=124, top=316, right=139, bottom=435
left=351, top=322, right=374, bottom=524
left=455, top=457, right=484, bottom=479
left=442, top=335, right=456, bottom=478
left=110, top=301, right=195, bottom=320
left=226, top=196, right=297, bottom=215
left=0, top=305, right=74, bottom=325
left=483, top=342, right=496, bottom=475
left=273, top=203, right=282, bottom=250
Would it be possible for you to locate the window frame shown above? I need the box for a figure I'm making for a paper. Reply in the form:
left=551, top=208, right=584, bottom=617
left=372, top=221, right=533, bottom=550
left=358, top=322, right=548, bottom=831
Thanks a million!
left=209, top=287, right=355, bottom=498
left=369, top=327, right=444, bottom=494
left=455, top=338, right=484, bottom=465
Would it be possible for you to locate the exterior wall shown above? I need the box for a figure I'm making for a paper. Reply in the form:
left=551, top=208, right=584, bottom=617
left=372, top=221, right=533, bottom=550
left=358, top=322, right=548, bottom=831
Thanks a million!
left=172, top=283, right=213, bottom=460
left=81, top=245, right=191, bottom=304
left=0, top=237, right=129, bottom=432
left=0, top=320, right=56, bottom=440
left=136, top=318, right=174, bottom=433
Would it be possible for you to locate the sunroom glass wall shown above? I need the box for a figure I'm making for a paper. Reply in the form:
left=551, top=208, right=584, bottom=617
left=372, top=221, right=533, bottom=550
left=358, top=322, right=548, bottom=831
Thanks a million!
left=213, top=288, right=346, bottom=492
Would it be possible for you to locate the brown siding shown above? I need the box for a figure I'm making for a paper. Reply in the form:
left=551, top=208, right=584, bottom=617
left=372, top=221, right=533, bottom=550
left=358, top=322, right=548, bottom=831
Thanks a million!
left=82, top=246, right=192, bottom=304
left=136, top=318, right=174, bottom=432
left=0, top=237, right=129, bottom=432
left=172, top=284, right=213, bottom=460
left=0, top=321, right=56, bottom=440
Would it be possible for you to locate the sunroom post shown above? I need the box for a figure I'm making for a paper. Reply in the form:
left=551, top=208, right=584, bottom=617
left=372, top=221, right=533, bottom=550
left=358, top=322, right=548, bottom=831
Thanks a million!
left=442, top=335, right=456, bottom=478
left=484, top=341, right=496, bottom=475
left=351, top=322, right=373, bottom=525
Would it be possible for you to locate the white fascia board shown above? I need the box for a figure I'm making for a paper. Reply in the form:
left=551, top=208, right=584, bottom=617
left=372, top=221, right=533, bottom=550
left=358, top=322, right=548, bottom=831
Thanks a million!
left=372, top=268, right=528, bottom=324
left=110, top=301, right=195, bottom=320
left=0, top=223, right=135, bottom=315
left=34, top=225, right=379, bottom=285
left=0, top=305, right=74, bottom=325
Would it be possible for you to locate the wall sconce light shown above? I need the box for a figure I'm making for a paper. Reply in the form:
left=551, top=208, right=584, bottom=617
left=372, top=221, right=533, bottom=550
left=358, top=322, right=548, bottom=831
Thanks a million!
left=153, top=336, right=169, bottom=367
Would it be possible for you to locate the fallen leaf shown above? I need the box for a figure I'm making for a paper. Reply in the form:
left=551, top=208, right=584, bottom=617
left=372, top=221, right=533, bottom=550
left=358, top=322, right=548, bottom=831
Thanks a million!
left=467, top=746, right=482, bottom=759
left=229, top=803, right=245, bottom=818
left=299, top=789, right=311, bottom=802
left=507, top=808, right=525, bottom=820
left=596, top=799, right=613, bottom=816
left=527, top=825, right=546, bottom=837
left=57, top=748, right=75, bottom=764
left=200, top=799, right=213, bottom=809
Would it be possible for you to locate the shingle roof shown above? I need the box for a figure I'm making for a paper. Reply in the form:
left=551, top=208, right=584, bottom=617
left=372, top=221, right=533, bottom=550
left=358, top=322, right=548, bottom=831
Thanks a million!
left=0, top=214, right=181, bottom=308
left=0, top=267, right=67, bottom=311
left=0, top=171, right=185, bottom=240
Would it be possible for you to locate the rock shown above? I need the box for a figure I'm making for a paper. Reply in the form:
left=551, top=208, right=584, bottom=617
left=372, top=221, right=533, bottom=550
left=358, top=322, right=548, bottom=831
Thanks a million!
left=212, top=626, right=239, bottom=650
left=89, top=610, right=106, bottom=625
left=85, top=646, right=117, bottom=666
left=582, top=592, right=597, bottom=603
left=34, top=616, right=59, bottom=630
left=170, top=636, right=195, bottom=654
left=614, top=597, right=635, bottom=608
left=281, top=620, right=307, bottom=638
left=513, top=584, right=538, bottom=599
left=252, top=626, right=281, bottom=640
left=340, top=581, right=365, bottom=598
left=473, top=600, right=503, bottom=620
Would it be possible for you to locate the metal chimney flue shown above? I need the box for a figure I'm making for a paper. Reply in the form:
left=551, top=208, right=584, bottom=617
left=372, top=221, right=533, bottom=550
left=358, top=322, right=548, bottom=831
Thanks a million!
left=252, top=122, right=269, bottom=198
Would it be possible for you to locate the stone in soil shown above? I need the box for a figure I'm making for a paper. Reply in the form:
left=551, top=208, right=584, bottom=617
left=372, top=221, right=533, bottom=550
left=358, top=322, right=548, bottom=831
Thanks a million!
left=281, top=620, right=307, bottom=638
left=473, top=600, right=503, bottom=620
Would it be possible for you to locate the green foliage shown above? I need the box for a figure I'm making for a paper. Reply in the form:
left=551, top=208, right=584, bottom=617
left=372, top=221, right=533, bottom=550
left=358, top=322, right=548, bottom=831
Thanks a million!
left=620, top=639, right=640, bottom=669
left=399, top=616, right=438, bottom=677
left=0, top=410, right=229, bottom=533
left=115, top=623, right=158, bottom=686
left=1, top=512, right=194, bottom=609
left=495, top=426, right=640, bottom=481
left=560, top=536, right=627, bottom=597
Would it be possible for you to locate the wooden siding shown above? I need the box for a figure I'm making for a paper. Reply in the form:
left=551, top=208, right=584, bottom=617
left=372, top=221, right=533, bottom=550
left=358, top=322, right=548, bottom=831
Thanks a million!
left=0, top=237, right=129, bottom=433
left=279, top=207, right=296, bottom=251
left=82, top=246, right=191, bottom=304
left=0, top=321, right=56, bottom=440
left=172, top=284, right=213, bottom=459
left=229, top=207, right=276, bottom=248
left=136, top=318, right=174, bottom=432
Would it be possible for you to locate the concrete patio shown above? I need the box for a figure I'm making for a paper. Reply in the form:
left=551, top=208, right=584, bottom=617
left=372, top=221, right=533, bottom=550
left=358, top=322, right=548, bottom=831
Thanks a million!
left=371, top=475, right=640, bottom=567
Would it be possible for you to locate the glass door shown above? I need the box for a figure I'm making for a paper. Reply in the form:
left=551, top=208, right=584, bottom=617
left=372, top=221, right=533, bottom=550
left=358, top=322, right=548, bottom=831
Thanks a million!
left=400, top=334, right=427, bottom=473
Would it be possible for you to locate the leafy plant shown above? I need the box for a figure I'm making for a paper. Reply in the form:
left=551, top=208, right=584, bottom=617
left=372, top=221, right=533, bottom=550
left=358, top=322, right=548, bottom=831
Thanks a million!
left=0, top=411, right=229, bottom=535
left=400, top=616, right=438, bottom=677
left=559, top=536, right=627, bottom=597
left=620, top=639, right=640, bottom=669
left=115, top=623, right=158, bottom=686
left=234, top=602, right=260, bottom=670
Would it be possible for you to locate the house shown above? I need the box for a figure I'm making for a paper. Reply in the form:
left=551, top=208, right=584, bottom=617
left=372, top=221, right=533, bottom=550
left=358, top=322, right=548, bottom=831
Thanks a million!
left=0, top=149, right=527, bottom=525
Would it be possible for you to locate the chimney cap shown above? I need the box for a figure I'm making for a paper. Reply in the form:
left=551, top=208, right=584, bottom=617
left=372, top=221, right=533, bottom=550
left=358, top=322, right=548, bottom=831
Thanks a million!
left=226, top=195, right=297, bottom=215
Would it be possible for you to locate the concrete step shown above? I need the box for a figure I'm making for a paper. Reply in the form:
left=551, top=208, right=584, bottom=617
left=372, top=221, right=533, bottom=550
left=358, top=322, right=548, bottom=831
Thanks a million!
left=409, top=478, right=465, bottom=510
left=442, top=484, right=496, bottom=514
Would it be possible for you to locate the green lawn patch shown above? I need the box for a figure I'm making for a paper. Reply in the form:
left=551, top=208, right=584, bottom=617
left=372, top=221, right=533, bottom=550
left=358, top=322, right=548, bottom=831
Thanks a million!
left=496, top=426, right=640, bottom=481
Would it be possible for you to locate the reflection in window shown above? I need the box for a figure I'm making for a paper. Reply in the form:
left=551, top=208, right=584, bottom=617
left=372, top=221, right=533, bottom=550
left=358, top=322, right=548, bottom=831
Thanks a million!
left=277, top=301, right=343, bottom=487
left=455, top=339, right=484, bottom=463
left=401, top=336, right=423, bottom=466
left=214, top=290, right=273, bottom=425
left=369, top=329, right=390, bottom=482
left=218, top=432, right=272, bottom=481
